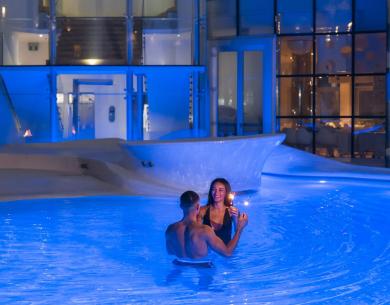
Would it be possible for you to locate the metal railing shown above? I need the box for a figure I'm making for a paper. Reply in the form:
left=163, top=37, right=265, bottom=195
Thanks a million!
left=0, top=74, right=22, bottom=137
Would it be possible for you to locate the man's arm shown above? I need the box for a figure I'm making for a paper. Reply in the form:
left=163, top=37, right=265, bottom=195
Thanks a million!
left=165, top=224, right=175, bottom=255
left=204, top=213, right=248, bottom=257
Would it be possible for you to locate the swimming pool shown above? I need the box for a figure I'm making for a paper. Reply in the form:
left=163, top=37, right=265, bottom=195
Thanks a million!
left=0, top=175, right=389, bottom=304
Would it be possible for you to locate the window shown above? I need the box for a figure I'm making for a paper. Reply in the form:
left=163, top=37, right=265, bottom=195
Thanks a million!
left=276, top=0, right=387, bottom=166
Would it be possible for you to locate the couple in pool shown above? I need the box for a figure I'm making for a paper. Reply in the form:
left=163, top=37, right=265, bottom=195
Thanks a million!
left=165, top=178, right=249, bottom=265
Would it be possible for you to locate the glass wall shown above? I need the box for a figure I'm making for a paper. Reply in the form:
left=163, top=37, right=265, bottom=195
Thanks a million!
left=132, top=0, right=193, bottom=65
left=56, top=0, right=126, bottom=17
left=207, top=0, right=274, bottom=38
left=240, top=0, right=274, bottom=35
left=0, top=0, right=196, bottom=65
left=277, top=0, right=312, bottom=34
left=0, top=0, right=49, bottom=65
left=207, top=0, right=237, bottom=39
left=276, top=0, right=387, bottom=166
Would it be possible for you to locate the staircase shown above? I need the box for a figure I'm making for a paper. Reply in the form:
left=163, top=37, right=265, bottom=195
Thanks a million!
left=131, top=18, right=143, bottom=65
left=56, top=17, right=127, bottom=65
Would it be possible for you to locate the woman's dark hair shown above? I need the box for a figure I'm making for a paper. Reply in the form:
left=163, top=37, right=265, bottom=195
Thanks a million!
left=180, top=190, right=200, bottom=209
left=207, top=178, right=232, bottom=206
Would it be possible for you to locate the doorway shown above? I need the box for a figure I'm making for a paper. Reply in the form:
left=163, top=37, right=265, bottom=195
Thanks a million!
left=56, top=74, right=126, bottom=140
left=211, top=37, right=276, bottom=137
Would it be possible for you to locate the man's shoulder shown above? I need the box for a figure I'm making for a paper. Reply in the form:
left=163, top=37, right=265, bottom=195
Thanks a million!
left=188, top=222, right=213, bottom=235
left=165, top=221, right=182, bottom=234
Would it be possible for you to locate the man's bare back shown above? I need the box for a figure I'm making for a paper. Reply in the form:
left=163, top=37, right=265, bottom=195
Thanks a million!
left=166, top=220, right=210, bottom=259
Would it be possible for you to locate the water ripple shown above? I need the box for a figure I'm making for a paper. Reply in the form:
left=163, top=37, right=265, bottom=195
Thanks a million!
left=0, top=177, right=389, bottom=304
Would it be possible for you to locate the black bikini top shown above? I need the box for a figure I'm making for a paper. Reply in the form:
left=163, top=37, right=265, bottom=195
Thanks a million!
left=203, top=206, right=232, bottom=245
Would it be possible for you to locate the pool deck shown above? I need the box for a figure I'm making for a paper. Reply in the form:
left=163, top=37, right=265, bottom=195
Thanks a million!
left=0, top=139, right=130, bottom=201
left=0, top=169, right=126, bottom=202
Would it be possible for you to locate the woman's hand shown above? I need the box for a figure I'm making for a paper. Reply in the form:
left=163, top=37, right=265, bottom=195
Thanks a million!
left=228, top=206, right=240, bottom=219
left=236, top=213, right=248, bottom=231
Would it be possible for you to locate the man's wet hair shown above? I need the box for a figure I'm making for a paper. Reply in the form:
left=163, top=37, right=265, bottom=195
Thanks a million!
left=180, top=190, right=200, bottom=209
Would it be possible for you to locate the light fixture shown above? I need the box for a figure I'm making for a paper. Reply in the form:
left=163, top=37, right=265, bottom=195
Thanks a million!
left=1, top=6, right=6, bottom=18
left=23, top=129, right=32, bottom=137
left=83, top=58, right=103, bottom=65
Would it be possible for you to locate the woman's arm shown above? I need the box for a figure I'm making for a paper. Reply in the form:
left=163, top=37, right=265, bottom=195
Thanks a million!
left=205, top=213, right=248, bottom=257
left=228, top=206, right=240, bottom=231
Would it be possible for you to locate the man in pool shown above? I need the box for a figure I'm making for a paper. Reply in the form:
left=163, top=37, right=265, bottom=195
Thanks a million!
left=165, top=190, right=248, bottom=266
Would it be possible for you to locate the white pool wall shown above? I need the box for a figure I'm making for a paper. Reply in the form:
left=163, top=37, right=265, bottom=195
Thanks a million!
left=264, top=145, right=390, bottom=181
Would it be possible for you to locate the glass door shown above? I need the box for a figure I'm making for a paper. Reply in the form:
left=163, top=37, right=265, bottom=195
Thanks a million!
left=218, top=52, right=237, bottom=136
left=76, top=93, right=95, bottom=139
left=217, top=50, right=263, bottom=136
left=243, top=51, right=263, bottom=134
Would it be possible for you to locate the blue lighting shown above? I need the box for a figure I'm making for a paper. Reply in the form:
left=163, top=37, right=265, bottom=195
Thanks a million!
left=0, top=175, right=388, bottom=303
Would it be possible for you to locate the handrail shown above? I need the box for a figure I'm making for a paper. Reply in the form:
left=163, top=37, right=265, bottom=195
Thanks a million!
left=0, top=74, right=23, bottom=136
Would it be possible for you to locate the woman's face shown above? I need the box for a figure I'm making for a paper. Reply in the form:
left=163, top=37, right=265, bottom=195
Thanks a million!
left=211, top=182, right=226, bottom=204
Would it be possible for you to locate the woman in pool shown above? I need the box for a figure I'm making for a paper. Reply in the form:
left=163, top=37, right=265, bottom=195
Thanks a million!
left=198, top=178, right=240, bottom=245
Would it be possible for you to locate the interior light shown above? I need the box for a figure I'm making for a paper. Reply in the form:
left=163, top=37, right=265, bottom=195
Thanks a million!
left=83, top=58, right=103, bottom=65
left=23, top=129, right=32, bottom=137
left=39, top=34, right=43, bottom=38
left=244, top=201, right=250, bottom=206
left=319, top=180, right=327, bottom=184
left=1, top=6, right=6, bottom=18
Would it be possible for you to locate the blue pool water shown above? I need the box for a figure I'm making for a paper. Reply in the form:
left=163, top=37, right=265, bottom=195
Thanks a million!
left=0, top=176, right=389, bottom=304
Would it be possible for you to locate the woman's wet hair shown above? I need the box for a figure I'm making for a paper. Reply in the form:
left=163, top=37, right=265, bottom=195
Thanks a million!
left=207, top=178, right=232, bottom=206
left=180, top=190, right=200, bottom=209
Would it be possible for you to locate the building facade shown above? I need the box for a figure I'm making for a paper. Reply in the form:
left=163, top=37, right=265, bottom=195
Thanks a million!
left=0, top=0, right=388, bottom=167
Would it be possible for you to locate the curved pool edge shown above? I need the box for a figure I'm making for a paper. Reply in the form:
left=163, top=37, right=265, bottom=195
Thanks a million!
left=120, top=133, right=285, bottom=194
left=263, top=145, right=390, bottom=182
left=0, top=134, right=285, bottom=200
